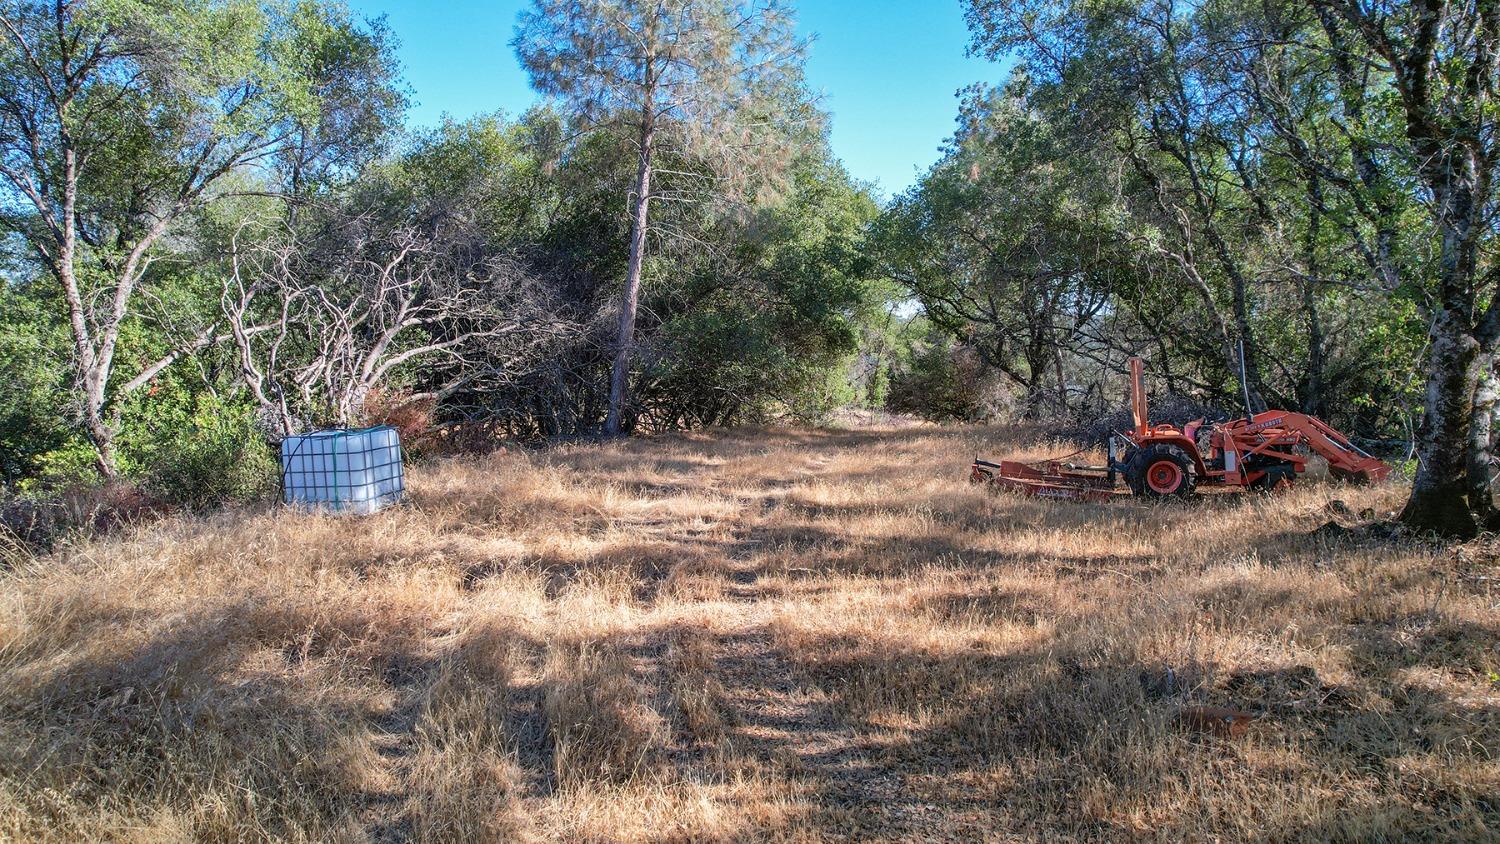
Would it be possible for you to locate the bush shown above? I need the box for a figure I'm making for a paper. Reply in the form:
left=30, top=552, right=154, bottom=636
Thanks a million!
left=2, top=482, right=167, bottom=553
left=147, top=401, right=278, bottom=510
left=1061, top=392, right=1230, bottom=446
left=26, top=441, right=107, bottom=494
left=886, top=335, right=1008, bottom=423
left=0, top=284, right=71, bottom=489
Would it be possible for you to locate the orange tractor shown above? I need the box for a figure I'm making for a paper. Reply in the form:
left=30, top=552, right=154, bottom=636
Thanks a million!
left=972, top=357, right=1391, bottom=501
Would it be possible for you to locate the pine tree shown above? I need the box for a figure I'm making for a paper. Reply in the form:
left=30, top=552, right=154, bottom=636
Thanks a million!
left=514, top=0, right=812, bottom=435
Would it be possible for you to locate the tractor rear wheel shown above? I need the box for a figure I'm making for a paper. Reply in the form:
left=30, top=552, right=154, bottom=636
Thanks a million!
left=1126, top=444, right=1195, bottom=498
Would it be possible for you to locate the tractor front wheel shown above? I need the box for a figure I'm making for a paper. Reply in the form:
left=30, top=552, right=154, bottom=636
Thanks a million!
left=1126, top=444, right=1195, bottom=498
left=1250, top=463, right=1296, bottom=492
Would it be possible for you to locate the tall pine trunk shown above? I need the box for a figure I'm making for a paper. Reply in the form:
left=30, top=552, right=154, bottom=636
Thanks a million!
left=604, top=115, right=655, bottom=436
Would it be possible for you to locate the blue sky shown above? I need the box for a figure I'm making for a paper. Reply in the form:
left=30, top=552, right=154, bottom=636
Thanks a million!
left=342, top=0, right=1011, bottom=199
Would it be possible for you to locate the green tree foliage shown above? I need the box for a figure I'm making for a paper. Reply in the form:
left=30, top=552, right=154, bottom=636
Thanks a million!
left=885, top=320, right=1004, bottom=423
left=0, top=277, right=69, bottom=486
left=635, top=155, right=883, bottom=427
left=0, top=0, right=404, bottom=477
left=954, top=0, right=1497, bottom=534
left=144, top=397, right=278, bottom=510
left=4, top=0, right=1484, bottom=538
left=878, top=83, right=1131, bottom=417
left=514, top=0, right=817, bottom=434
left=880, top=68, right=1427, bottom=432
left=1, top=1, right=892, bottom=510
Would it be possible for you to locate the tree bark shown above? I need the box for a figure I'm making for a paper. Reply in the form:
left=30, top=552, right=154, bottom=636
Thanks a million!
left=1466, top=350, right=1498, bottom=526
left=1401, top=304, right=1482, bottom=536
left=604, top=112, right=655, bottom=437
left=1302, top=178, right=1326, bottom=417
left=1404, top=184, right=1484, bottom=536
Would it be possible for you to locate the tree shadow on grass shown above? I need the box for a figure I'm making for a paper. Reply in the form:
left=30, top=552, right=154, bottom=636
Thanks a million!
left=743, top=518, right=1156, bottom=581
left=1, top=592, right=584, bottom=840
left=736, top=613, right=1500, bottom=841
left=1, top=602, right=381, bottom=840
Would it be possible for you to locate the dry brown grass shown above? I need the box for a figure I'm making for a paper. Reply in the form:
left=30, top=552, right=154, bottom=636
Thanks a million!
left=1, top=425, right=1497, bottom=842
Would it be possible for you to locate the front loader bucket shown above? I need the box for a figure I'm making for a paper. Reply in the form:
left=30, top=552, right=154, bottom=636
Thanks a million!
left=971, top=458, right=1121, bottom=503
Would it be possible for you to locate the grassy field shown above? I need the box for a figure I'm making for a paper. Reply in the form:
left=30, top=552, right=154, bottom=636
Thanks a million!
left=1, top=425, right=1497, bottom=842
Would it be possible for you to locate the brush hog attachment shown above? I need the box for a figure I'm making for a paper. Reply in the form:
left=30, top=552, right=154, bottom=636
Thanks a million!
left=971, top=457, right=1121, bottom=503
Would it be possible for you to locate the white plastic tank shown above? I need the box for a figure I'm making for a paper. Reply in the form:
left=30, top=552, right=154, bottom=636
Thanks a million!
left=280, top=425, right=405, bottom=515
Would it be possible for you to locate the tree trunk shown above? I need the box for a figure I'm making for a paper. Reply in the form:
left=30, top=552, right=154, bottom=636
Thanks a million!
left=1466, top=351, right=1498, bottom=527
left=55, top=140, right=119, bottom=480
left=1402, top=305, right=1481, bottom=536
left=1402, top=183, right=1483, bottom=535
left=1302, top=178, right=1326, bottom=417
left=88, top=417, right=118, bottom=481
left=604, top=115, right=655, bottom=437
left=1053, top=344, right=1068, bottom=416
left=1402, top=151, right=1490, bottom=535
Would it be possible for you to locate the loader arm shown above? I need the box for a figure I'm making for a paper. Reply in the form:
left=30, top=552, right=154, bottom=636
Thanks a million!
left=1249, top=412, right=1391, bottom=483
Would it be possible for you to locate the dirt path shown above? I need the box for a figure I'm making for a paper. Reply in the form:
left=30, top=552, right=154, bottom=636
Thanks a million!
left=363, top=431, right=1000, bottom=839
left=696, top=449, right=919, bottom=834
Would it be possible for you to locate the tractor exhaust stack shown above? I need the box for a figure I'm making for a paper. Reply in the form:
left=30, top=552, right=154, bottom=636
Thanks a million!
left=1129, top=356, right=1148, bottom=438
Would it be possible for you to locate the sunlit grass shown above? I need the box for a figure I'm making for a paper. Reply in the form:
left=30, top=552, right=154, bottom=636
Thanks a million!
left=0, top=425, right=1495, bottom=841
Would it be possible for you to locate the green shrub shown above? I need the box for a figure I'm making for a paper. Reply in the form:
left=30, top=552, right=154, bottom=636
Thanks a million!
left=147, top=401, right=278, bottom=510
left=0, top=284, right=71, bottom=489
left=26, top=442, right=106, bottom=494
left=886, top=334, right=1003, bottom=423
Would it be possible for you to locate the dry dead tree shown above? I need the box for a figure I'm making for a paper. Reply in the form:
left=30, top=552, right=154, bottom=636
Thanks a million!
left=222, top=211, right=568, bottom=436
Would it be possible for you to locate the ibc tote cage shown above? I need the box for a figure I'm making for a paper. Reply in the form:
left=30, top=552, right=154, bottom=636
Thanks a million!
left=279, top=425, right=406, bottom=514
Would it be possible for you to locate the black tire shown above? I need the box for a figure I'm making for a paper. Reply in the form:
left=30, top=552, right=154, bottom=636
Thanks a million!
left=1250, top=462, right=1296, bottom=492
left=1327, top=466, right=1371, bottom=486
left=1125, top=444, right=1195, bottom=498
